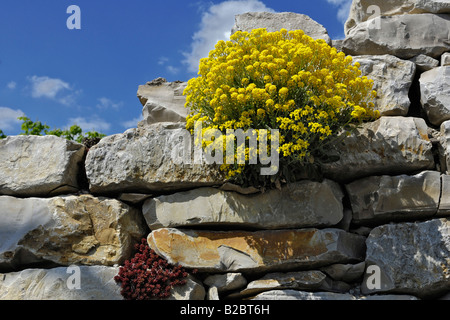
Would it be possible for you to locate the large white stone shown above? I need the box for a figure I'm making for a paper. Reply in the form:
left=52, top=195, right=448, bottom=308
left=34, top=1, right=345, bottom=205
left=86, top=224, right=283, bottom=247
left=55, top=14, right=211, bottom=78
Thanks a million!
left=143, top=179, right=344, bottom=230
left=420, top=66, right=450, bottom=126
left=137, top=78, right=189, bottom=126
left=231, top=12, right=332, bottom=45
left=343, top=14, right=450, bottom=59
left=322, top=117, right=435, bottom=182
left=0, top=195, right=146, bottom=271
left=345, top=0, right=450, bottom=35
left=85, top=123, right=226, bottom=195
left=0, top=266, right=122, bottom=300
left=352, top=54, right=416, bottom=116
left=0, top=135, right=85, bottom=197
left=346, top=171, right=441, bottom=224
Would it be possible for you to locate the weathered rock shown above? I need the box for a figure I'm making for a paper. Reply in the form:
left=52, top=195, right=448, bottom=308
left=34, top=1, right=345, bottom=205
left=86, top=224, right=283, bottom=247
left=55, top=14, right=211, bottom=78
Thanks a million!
left=203, top=273, right=247, bottom=292
left=343, top=14, right=450, bottom=59
left=143, top=180, right=344, bottom=230
left=231, top=12, right=332, bottom=45
left=320, top=262, right=366, bottom=283
left=147, top=228, right=366, bottom=273
left=420, top=66, right=450, bottom=126
left=442, top=52, right=450, bottom=66
left=251, top=289, right=418, bottom=300
left=345, top=171, right=441, bottom=224
left=345, top=0, right=450, bottom=35
left=322, top=117, right=435, bottom=182
left=166, top=275, right=206, bottom=300
left=0, top=267, right=204, bottom=300
left=438, top=175, right=450, bottom=216
left=352, top=55, right=416, bottom=116
left=0, top=195, right=146, bottom=271
left=409, top=54, right=440, bottom=72
left=362, top=218, right=450, bottom=298
left=232, top=270, right=349, bottom=298
left=0, top=266, right=122, bottom=300
left=137, top=78, right=189, bottom=126
left=85, top=123, right=226, bottom=195
left=0, top=135, right=85, bottom=197
left=207, top=286, right=220, bottom=300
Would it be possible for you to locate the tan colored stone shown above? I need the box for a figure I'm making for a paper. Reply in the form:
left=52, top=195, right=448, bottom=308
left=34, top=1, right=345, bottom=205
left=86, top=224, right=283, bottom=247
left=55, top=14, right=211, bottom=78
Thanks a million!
left=0, top=195, right=146, bottom=271
left=147, top=228, right=366, bottom=273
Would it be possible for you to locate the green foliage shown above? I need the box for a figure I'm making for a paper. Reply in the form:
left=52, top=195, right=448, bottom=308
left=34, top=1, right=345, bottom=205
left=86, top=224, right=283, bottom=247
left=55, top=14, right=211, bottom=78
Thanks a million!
left=0, top=116, right=106, bottom=144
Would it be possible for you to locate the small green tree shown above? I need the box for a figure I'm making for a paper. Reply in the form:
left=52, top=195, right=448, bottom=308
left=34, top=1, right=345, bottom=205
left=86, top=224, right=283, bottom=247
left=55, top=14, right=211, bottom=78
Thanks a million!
left=0, top=117, right=106, bottom=144
left=19, top=116, right=50, bottom=136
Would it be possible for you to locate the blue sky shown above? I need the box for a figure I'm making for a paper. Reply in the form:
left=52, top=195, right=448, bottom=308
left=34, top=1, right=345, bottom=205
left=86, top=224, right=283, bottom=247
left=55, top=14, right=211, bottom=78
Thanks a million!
left=0, top=0, right=352, bottom=136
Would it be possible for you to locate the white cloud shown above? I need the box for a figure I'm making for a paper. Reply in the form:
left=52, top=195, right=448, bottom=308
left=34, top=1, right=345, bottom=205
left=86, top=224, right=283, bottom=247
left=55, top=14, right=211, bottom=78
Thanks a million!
left=325, top=0, right=353, bottom=24
left=158, top=56, right=169, bottom=65
left=0, top=107, right=25, bottom=131
left=7, top=81, right=16, bottom=90
left=121, top=115, right=143, bottom=129
left=182, top=0, right=275, bottom=73
left=27, top=75, right=79, bottom=106
left=67, top=116, right=111, bottom=133
left=96, top=97, right=123, bottom=110
left=166, top=65, right=180, bottom=75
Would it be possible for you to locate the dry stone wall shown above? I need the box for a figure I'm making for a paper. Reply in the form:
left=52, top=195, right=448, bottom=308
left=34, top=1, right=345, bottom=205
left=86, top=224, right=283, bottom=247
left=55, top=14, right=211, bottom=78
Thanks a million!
left=1, top=3, right=450, bottom=300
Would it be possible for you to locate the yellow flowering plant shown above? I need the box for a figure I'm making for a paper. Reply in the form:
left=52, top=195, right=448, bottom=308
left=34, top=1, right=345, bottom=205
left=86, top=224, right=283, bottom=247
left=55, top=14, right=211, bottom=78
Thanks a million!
left=184, top=28, right=379, bottom=188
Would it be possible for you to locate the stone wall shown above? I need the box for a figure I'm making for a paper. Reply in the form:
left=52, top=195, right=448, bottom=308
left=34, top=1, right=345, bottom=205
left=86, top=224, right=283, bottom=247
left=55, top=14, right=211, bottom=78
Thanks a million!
left=1, top=2, right=450, bottom=300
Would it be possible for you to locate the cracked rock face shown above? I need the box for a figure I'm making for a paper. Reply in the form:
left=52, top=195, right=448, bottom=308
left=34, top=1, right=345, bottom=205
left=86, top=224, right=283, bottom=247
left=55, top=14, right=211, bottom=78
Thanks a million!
left=363, top=218, right=450, bottom=299
left=0, top=195, right=146, bottom=271
left=143, top=179, right=344, bottom=230
left=85, top=123, right=226, bottom=195
left=0, top=135, right=85, bottom=197
left=345, top=0, right=450, bottom=35
left=147, top=228, right=366, bottom=273
left=231, top=12, right=332, bottom=45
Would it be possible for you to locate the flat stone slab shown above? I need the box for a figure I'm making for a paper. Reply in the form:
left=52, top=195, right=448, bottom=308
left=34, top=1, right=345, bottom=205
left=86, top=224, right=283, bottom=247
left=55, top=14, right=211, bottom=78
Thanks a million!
left=147, top=228, right=366, bottom=273
left=0, top=135, right=85, bottom=197
left=143, top=179, right=344, bottom=230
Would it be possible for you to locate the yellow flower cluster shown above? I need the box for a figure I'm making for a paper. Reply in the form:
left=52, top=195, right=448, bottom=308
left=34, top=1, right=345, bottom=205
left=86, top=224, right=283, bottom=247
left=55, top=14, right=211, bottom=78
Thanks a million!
left=184, top=28, right=379, bottom=180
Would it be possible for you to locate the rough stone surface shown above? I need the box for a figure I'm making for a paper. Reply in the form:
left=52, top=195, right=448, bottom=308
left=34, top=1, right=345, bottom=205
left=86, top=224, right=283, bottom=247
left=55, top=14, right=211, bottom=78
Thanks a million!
left=233, top=270, right=349, bottom=298
left=147, top=228, right=366, bottom=273
left=420, top=66, right=450, bottom=126
left=251, top=289, right=419, bottom=300
left=231, top=12, right=332, bottom=45
left=0, top=266, right=122, bottom=300
left=137, top=78, right=189, bottom=126
left=322, top=117, right=435, bottom=182
left=0, top=135, right=85, bottom=197
left=343, top=14, right=450, bottom=59
left=439, top=120, right=450, bottom=173
left=362, top=218, right=450, bottom=298
left=352, top=55, right=416, bottom=116
left=143, top=180, right=344, bottom=230
left=438, top=174, right=450, bottom=216
left=345, top=0, right=450, bottom=35
left=85, top=123, right=226, bottom=195
left=442, top=52, right=450, bottom=66
left=166, top=275, right=206, bottom=300
left=320, top=262, right=366, bottom=283
left=0, top=195, right=146, bottom=271
left=203, top=273, right=247, bottom=292
left=409, top=54, right=440, bottom=72
left=345, top=171, right=441, bottom=224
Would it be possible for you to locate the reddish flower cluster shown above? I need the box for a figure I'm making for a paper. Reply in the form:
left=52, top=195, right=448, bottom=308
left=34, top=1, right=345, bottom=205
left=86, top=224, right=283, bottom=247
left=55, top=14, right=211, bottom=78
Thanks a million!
left=114, top=238, right=192, bottom=300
